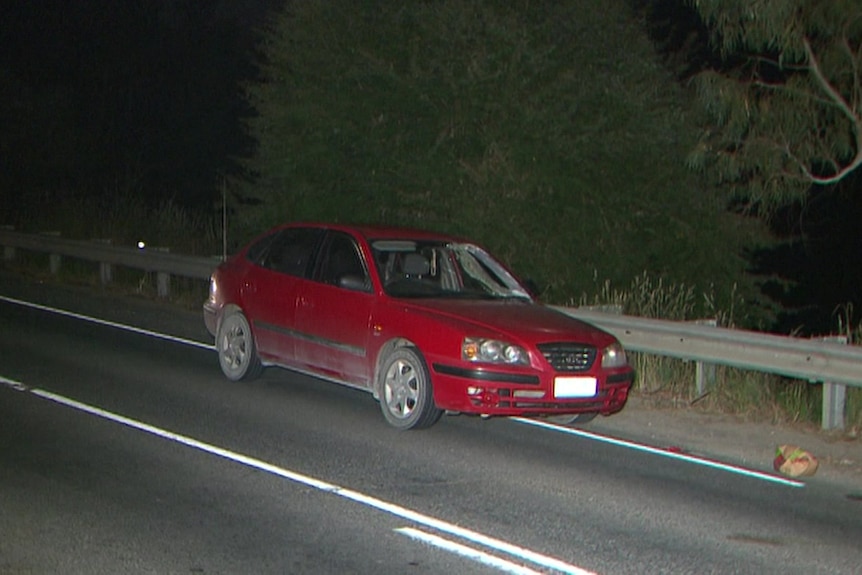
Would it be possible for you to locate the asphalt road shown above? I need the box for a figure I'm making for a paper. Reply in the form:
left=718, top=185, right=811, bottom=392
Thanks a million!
left=1, top=274, right=861, bottom=574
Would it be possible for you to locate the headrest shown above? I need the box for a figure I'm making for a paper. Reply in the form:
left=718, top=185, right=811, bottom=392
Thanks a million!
left=402, top=253, right=430, bottom=276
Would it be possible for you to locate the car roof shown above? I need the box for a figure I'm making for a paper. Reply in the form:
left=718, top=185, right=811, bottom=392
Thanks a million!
left=280, top=222, right=467, bottom=243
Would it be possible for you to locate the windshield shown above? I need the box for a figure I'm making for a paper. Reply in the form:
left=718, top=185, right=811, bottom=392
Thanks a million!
left=371, top=240, right=532, bottom=300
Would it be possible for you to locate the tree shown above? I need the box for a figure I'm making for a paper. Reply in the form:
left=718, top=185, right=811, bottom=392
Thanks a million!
left=236, top=1, right=777, bottom=324
left=686, top=0, right=862, bottom=211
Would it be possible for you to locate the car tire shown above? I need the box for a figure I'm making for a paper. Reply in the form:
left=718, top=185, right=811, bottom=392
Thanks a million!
left=379, top=347, right=443, bottom=430
left=216, top=311, right=263, bottom=381
left=544, top=412, right=598, bottom=426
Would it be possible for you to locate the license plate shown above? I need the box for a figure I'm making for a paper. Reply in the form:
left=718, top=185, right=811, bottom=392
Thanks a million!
left=554, top=376, right=597, bottom=398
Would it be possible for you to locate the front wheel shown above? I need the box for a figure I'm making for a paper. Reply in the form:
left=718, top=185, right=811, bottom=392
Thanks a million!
left=216, top=311, right=262, bottom=381
left=543, top=412, right=598, bottom=426
left=379, top=347, right=442, bottom=430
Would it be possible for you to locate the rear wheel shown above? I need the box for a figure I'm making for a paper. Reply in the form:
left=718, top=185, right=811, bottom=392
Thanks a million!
left=379, top=347, right=442, bottom=430
left=216, top=311, right=262, bottom=381
left=544, top=412, right=598, bottom=426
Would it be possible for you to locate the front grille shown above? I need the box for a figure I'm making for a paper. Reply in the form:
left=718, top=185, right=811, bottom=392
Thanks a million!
left=537, top=342, right=596, bottom=372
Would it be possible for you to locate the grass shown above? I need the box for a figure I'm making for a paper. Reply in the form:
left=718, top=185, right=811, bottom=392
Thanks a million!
left=2, top=189, right=218, bottom=311
left=6, top=186, right=222, bottom=257
left=574, top=270, right=862, bottom=431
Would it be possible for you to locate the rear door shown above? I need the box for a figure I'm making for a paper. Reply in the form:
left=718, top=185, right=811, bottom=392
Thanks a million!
left=293, top=231, right=376, bottom=387
left=241, top=227, right=323, bottom=364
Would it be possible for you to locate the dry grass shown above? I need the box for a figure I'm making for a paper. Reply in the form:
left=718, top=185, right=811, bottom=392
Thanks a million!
left=576, top=271, right=861, bottom=428
left=9, top=187, right=221, bottom=256
left=5, top=190, right=217, bottom=310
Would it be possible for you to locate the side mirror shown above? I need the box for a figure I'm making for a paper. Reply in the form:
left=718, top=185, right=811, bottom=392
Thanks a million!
left=339, top=274, right=371, bottom=292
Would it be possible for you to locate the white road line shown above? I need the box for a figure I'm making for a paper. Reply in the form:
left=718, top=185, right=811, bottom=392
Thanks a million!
left=512, top=417, right=805, bottom=488
left=0, top=293, right=805, bottom=488
left=0, top=294, right=214, bottom=351
left=6, top=381, right=594, bottom=575
left=0, top=374, right=27, bottom=391
left=395, top=527, right=546, bottom=575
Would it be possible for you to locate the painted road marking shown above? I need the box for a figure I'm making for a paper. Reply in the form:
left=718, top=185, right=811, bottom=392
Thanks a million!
left=0, top=294, right=805, bottom=488
left=0, top=375, right=594, bottom=575
left=0, top=374, right=27, bottom=391
left=0, top=294, right=214, bottom=351
left=395, top=527, right=545, bottom=575
left=512, top=417, right=804, bottom=488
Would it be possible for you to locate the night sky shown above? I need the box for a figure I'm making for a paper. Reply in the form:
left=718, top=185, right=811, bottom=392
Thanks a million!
left=0, top=0, right=277, bottom=211
left=1, top=0, right=859, bottom=335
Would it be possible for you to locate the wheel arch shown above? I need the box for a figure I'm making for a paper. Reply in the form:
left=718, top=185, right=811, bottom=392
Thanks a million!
left=215, top=304, right=263, bottom=381
left=372, top=337, right=417, bottom=400
left=216, top=303, right=244, bottom=333
left=216, top=303, right=263, bottom=358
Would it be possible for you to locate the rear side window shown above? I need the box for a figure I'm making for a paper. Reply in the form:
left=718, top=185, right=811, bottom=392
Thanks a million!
left=254, top=227, right=323, bottom=278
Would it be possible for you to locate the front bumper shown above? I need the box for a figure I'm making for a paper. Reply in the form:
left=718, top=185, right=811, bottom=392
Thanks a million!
left=430, top=362, right=634, bottom=417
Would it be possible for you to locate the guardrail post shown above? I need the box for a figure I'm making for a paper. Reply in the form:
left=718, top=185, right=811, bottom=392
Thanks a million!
left=821, top=336, right=848, bottom=431
left=1, top=225, right=14, bottom=261
left=694, top=319, right=717, bottom=396
left=100, top=262, right=113, bottom=285
left=157, top=271, right=170, bottom=298
left=41, top=231, right=62, bottom=275
left=92, top=239, right=113, bottom=285
left=146, top=246, right=172, bottom=298
left=49, top=253, right=61, bottom=275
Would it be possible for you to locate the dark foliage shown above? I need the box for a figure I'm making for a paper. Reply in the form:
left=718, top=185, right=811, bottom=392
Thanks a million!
left=630, top=0, right=862, bottom=335
left=751, top=177, right=862, bottom=335
left=236, top=0, right=774, bottom=323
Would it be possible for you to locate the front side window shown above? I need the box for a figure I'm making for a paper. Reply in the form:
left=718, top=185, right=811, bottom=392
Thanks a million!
left=371, top=240, right=531, bottom=300
left=317, top=233, right=370, bottom=291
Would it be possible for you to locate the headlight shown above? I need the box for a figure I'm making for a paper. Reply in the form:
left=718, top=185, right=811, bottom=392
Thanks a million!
left=462, top=337, right=529, bottom=365
left=601, top=342, right=627, bottom=368
left=208, top=277, right=218, bottom=301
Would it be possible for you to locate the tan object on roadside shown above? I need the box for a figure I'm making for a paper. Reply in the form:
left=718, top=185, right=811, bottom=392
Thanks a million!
left=773, top=444, right=819, bottom=477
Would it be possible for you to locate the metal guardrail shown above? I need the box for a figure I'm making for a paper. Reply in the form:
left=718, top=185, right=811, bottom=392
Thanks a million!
left=0, top=228, right=218, bottom=297
left=557, top=308, right=862, bottom=388
left=556, top=308, right=860, bottom=430
left=1, top=228, right=858, bottom=429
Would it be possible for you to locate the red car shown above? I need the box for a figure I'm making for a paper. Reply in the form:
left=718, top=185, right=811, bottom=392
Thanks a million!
left=203, top=223, right=634, bottom=430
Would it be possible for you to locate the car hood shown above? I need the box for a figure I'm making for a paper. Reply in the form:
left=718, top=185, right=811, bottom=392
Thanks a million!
left=402, top=298, right=616, bottom=346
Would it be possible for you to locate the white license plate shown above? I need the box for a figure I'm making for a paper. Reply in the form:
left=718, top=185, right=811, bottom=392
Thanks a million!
left=554, top=376, right=597, bottom=398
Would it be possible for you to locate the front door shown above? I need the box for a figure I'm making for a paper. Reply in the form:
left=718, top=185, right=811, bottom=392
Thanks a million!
left=294, top=232, right=375, bottom=387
